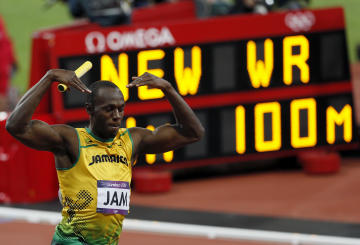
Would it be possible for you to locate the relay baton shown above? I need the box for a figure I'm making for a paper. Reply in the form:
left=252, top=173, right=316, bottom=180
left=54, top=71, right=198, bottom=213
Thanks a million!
left=57, top=61, right=93, bottom=92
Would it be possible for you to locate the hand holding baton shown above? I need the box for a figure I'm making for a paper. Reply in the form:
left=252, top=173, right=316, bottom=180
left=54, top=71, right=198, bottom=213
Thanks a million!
left=57, top=61, right=93, bottom=92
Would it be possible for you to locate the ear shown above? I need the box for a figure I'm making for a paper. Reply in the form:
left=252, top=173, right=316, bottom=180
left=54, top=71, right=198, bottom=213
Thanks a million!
left=85, top=103, right=94, bottom=115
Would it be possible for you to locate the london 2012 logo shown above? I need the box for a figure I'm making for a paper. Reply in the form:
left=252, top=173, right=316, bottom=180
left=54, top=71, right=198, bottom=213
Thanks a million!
left=285, top=11, right=316, bottom=32
left=85, top=27, right=175, bottom=53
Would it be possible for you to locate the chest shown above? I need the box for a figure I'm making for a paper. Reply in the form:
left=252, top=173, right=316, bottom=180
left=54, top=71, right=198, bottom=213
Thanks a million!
left=80, top=143, right=131, bottom=178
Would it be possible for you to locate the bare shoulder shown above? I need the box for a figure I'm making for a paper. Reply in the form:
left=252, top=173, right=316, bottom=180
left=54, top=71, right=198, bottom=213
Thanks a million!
left=128, top=127, right=152, bottom=142
left=128, top=127, right=152, bottom=153
left=51, top=124, right=78, bottom=148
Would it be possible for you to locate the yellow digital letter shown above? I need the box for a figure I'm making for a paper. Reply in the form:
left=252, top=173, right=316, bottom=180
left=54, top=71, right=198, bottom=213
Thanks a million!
left=145, top=125, right=156, bottom=164
left=163, top=150, right=174, bottom=163
left=174, top=46, right=202, bottom=96
left=235, top=106, right=246, bottom=154
left=326, top=105, right=352, bottom=144
left=283, top=35, right=310, bottom=85
left=101, top=54, right=129, bottom=101
left=126, top=117, right=136, bottom=128
left=138, top=49, right=165, bottom=100
left=254, top=102, right=281, bottom=152
left=247, top=39, right=274, bottom=88
left=290, top=98, right=317, bottom=148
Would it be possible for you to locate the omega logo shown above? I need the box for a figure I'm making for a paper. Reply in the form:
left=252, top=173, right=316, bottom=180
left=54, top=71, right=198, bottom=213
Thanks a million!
left=85, top=27, right=175, bottom=53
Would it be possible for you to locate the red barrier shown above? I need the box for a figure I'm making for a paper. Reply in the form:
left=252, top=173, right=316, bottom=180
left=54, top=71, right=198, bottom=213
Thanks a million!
left=0, top=113, right=58, bottom=203
left=298, top=150, right=341, bottom=174
left=133, top=169, right=172, bottom=193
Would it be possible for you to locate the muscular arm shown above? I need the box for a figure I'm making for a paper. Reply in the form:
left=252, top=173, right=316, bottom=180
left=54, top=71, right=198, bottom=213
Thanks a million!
left=5, top=69, right=90, bottom=153
left=128, top=73, right=205, bottom=156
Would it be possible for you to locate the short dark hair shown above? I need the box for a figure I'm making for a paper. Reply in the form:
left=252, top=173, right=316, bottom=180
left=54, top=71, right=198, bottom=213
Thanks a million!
left=86, top=80, right=121, bottom=106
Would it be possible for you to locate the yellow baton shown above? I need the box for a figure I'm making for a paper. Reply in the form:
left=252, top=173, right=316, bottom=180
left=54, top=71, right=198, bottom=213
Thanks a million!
left=57, top=61, right=93, bottom=92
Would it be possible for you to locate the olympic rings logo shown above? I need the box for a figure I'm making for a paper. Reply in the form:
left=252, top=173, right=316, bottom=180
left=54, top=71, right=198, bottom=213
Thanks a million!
left=285, top=11, right=316, bottom=32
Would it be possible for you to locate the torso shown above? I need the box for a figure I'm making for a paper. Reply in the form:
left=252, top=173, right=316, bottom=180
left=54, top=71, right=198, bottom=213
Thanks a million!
left=55, top=127, right=134, bottom=245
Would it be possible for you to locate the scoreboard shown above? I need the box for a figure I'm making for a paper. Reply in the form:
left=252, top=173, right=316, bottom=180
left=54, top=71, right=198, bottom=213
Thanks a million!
left=43, top=7, right=357, bottom=168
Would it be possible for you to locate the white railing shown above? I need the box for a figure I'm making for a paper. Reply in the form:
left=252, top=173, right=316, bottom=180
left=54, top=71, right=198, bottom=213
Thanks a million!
left=0, top=206, right=359, bottom=245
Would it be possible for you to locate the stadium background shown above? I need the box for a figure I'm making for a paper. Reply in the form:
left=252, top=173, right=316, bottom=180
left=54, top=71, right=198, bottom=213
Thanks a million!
left=1, top=1, right=360, bottom=245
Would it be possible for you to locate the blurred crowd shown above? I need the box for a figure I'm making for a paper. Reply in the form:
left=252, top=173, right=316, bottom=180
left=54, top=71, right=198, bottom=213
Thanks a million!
left=54, top=0, right=172, bottom=26
left=49, top=0, right=310, bottom=26
left=197, top=0, right=310, bottom=17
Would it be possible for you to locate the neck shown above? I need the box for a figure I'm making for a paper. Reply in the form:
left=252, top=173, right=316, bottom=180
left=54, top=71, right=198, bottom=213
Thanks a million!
left=86, top=126, right=116, bottom=142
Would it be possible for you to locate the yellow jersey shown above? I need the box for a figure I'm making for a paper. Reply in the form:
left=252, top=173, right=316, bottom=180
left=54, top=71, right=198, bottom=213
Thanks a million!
left=55, top=127, right=133, bottom=245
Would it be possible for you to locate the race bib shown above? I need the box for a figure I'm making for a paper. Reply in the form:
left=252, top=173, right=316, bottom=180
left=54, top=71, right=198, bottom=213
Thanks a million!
left=97, top=180, right=130, bottom=215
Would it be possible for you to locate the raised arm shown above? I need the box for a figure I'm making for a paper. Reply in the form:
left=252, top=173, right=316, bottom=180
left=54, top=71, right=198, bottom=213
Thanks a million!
left=5, top=69, right=91, bottom=152
left=127, top=72, right=205, bottom=156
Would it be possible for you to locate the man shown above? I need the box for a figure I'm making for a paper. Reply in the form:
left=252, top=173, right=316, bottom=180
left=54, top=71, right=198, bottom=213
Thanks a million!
left=6, top=69, right=204, bottom=244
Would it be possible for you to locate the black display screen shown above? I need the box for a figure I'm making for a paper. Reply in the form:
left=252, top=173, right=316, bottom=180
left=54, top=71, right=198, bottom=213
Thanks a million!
left=58, top=29, right=356, bottom=166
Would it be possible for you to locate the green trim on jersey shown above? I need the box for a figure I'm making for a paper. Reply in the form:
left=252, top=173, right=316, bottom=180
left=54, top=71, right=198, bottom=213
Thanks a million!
left=80, top=144, right=99, bottom=148
left=126, top=129, right=135, bottom=164
left=85, top=127, right=114, bottom=142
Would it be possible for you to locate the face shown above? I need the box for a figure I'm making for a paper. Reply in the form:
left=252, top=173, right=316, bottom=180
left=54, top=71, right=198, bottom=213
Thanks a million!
left=88, top=87, right=125, bottom=139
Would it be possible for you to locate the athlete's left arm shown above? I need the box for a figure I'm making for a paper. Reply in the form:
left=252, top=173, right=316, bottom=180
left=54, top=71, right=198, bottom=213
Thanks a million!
left=127, top=73, right=205, bottom=155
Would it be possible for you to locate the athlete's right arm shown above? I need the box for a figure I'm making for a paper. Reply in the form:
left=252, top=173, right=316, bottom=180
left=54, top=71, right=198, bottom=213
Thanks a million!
left=5, top=69, right=91, bottom=152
